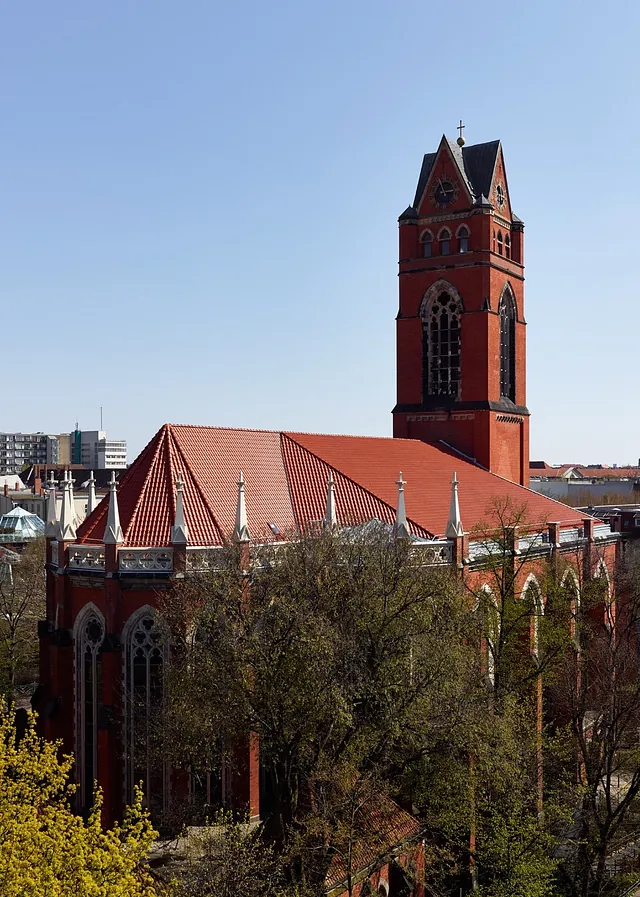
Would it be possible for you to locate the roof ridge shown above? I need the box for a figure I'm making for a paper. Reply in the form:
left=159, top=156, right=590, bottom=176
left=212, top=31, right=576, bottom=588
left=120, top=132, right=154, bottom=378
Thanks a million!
left=281, top=433, right=434, bottom=539
left=167, top=426, right=226, bottom=544
left=125, top=425, right=171, bottom=544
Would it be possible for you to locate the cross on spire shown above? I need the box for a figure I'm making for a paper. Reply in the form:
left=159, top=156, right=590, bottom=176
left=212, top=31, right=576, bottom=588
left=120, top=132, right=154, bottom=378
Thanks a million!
left=457, top=118, right=465, bottom=147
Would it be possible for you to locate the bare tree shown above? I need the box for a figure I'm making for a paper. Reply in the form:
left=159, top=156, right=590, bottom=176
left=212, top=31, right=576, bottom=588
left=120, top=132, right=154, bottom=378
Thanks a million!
left=0, top=538, right=45, bottom=703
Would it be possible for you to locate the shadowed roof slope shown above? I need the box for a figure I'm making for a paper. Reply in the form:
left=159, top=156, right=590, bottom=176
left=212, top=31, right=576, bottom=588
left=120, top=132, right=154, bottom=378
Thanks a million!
left=76, top=425, right=588, bottom=547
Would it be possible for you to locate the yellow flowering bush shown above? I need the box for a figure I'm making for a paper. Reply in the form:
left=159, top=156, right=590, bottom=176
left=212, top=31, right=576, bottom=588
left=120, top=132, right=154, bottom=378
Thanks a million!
left=0, top=711, right=160, bottom=896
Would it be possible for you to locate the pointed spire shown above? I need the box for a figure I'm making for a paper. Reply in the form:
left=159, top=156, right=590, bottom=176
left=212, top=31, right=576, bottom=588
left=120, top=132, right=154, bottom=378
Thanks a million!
left=446, top=472, right=464, bottom=538
left=45, top=472, right=58, bottom=538
left=394, top=472, right=410, bottom=539
left=58, top=469, right=77, bottom=541
left=103, top=470, right=123, bottom=545
left=233, top=472, right=250, bottom=543
left=86, top=470, right=97, bottom=515
left=322, top=473, right=337, bottom=531
left=170, top=473, right=189, bottom=544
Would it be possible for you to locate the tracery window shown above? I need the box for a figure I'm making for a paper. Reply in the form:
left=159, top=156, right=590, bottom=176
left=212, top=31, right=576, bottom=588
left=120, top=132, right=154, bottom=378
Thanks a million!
left=422, top=289, right=462, bottom=398
left=420, top=230, right=432, bottom=258
left=438, top=228, right=451, bottom=256
left=522, top=576, right=543, bottom=658
left=499, top=287, right=516, bottom=401
left=75, top=607, right=105, bottom=810
left=457, top=225, right=469, bottom=253
left=124, top=611, right=167, bottom=814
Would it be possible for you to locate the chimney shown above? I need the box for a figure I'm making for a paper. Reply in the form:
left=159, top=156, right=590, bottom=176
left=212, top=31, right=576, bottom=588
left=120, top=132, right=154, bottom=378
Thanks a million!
left=3, top=484, right=7, bottom=498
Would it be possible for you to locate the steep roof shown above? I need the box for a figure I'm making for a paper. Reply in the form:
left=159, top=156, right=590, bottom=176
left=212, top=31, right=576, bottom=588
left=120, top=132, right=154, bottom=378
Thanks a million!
left=412, top=138, right=501, bottom=208
left=76, top=425, right=589, bottom=547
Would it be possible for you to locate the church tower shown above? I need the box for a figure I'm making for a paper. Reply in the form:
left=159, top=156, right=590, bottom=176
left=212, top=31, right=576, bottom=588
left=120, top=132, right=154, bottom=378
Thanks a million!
left=392, top=128, right=529, bottom=487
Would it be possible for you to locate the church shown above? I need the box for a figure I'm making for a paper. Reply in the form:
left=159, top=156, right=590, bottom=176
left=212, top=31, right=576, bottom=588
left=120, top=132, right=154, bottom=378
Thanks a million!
left=37, top=130, right=618, bottom=871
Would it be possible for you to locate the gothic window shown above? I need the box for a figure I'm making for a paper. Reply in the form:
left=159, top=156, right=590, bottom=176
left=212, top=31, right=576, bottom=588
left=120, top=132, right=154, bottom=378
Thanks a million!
left=420, top=230, right=433, bottom=258
left=477, top=586, right=499, bottom=688
left=422, top=288, right=462, bottom=398
left=499, top=287, right=516, bottom=401
left=497, top=230, right=504, bottom=256
left=75, top=606, right=105, bottom=810
left=124, top=610, right=167, bottom=814
left=457, top=225, right=470, bottom=253
left=505, top=234, right=511, bottom=259
left=438, top=227, right=451, bottom=256
left=522, top=576, right=543, bottom=658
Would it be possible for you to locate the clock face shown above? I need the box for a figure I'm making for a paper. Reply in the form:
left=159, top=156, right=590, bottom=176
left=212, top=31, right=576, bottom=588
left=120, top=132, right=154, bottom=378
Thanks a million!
left=431, top=178, right=457, bottom=208
left=495, top=183, right=506, bottom=208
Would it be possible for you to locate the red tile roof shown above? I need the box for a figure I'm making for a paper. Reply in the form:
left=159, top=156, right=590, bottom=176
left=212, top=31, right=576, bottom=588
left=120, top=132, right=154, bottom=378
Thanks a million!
left=324, top=792, right=422, bottom=890
left=77, top=425, right=589, bottom=547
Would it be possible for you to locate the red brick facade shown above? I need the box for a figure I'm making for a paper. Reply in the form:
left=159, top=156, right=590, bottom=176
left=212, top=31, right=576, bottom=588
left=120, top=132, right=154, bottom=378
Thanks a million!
left=393, top=135, right=529, bottom=487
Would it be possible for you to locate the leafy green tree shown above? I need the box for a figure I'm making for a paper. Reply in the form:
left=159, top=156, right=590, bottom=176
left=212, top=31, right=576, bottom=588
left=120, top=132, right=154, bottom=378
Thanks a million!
left=161, top=526, right=475, bottom=892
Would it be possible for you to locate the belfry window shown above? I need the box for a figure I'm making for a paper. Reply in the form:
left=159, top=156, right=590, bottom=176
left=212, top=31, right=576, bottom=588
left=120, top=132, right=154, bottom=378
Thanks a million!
left=499, top=288, right=516, bottom=401
left=497, top=231, right=504, bottom=256
left=124, top=611, right=166, bottom=814
left=457, top=226, right=469, bottom=253
left=75, top=608, right=105, bottom=810
left=438, top=228, right=451, bottom=256
left=422, top=290, right=462, bottom=398
left=420, top=231, right=432, bottom=258
left=505, top=234, right=511, bottom=259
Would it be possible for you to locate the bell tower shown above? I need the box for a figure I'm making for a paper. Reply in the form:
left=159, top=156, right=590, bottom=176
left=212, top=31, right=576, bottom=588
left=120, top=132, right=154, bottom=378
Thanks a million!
left=392, top=127, right=529, bottom=487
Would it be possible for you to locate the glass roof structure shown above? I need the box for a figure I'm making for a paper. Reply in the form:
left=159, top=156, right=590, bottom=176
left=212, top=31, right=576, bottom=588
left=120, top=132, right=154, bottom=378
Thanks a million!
left=0, top=507, right=45, bottom=542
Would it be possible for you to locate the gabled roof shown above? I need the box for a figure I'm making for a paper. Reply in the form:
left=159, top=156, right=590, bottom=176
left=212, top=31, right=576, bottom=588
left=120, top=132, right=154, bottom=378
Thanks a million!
left=76, top=425, right=589, bottom=548
left=412, top=137, right=501, bottom=209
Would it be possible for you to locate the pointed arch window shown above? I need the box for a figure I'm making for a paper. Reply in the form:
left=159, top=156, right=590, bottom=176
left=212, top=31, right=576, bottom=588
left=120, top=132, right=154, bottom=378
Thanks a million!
left=75, top=608, right=105, bottom=810
left=522, top=576, right=543, bottom=658
left=457, top=225, right=470, bottom=253
left=497, top=230, right=504, bottom=256
left=124, top=611, right=167, bottom=814
left=505, top=234, right=511, bottom=259
left=420, top=230, right=433, bottom=259
left=499, top=287, right=516, bottom=402
left=438, top=228, right=451, bottom=256
left=421, top=288, right=462, bottom=398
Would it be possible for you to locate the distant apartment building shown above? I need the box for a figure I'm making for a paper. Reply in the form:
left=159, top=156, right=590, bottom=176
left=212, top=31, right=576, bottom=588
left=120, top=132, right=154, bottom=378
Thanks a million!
left=0, top=429, right=127, bottom=474
left=71, top=430, right=127, bottom=470
left=0, top=433, right=59, bottom=475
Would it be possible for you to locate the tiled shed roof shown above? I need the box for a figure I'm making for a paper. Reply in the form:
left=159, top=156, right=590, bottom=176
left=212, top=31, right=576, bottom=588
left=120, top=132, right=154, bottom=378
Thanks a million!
left=77, top=425, right=589, bottom=547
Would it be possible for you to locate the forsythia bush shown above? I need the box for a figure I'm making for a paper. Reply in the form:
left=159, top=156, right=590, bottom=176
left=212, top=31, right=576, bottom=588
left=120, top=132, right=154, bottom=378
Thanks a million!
left=0, top=711, right=159, bottom=896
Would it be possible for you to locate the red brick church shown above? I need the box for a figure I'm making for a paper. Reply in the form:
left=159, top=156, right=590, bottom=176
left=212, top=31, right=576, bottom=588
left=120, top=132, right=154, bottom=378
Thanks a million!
left=38, top=130, right=617, bottom=890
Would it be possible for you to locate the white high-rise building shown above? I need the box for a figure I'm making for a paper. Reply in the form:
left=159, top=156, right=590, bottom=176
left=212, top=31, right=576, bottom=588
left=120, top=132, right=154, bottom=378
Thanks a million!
left=74, top=430, right=127, bottom=469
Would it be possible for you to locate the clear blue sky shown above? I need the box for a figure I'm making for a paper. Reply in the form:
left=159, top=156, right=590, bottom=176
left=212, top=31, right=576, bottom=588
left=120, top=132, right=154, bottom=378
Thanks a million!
left=1, top=1, right=637, bottom=465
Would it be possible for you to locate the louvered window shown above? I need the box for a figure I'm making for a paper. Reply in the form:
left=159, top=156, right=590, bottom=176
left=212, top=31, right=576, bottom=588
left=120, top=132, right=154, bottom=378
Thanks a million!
left=499, top=290, right=516, bottom=401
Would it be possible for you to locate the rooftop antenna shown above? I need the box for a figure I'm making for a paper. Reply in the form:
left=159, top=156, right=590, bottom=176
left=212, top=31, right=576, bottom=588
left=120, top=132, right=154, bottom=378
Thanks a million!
left=457, top=119, right=465, bottom=147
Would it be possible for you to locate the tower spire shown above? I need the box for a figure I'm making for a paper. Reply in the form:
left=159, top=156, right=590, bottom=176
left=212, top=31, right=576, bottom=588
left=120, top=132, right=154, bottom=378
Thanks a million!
left=170, top=473, right=189, bottom=544
left=394, top=472, right=410, bottom=539
left=45, top=472, right=58, bottom=538
left=86, top=470, right=96, bottom=515
left=58, top=470, right=77, bottom=541
left=234, top=472, right=250, bottom=543
left=322, top=473, right=337, bottom=530
left=103, top=471, right=123, bottom=544
left=446, top=472, right=464, bottom=538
